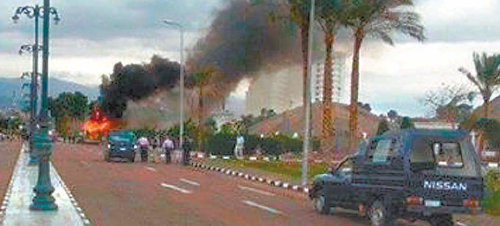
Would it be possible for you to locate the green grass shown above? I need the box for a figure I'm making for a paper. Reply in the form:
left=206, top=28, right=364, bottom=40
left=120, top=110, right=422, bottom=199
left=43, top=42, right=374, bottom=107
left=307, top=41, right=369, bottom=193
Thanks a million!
left=206, top=159, right=329, bottom=182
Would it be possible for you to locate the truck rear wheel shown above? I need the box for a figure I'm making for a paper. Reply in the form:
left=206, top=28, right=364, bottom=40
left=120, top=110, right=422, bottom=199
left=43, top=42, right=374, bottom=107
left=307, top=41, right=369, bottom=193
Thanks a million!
left=312, top=192, right=329, bottom=214
left=368, top=199, right=395, bottom=226
left=428, top=214, right=453, bottom=226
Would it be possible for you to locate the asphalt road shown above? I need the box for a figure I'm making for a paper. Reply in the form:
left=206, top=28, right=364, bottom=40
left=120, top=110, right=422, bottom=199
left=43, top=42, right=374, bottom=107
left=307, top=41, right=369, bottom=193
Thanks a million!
left=50, top=143, right=497, bottom=226
left=51, top=143, right=377, bottom=226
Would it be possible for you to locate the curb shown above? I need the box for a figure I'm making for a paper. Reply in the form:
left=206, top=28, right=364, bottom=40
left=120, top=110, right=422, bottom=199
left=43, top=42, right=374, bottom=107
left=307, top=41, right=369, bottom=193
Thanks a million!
left=190, top=162, right=310, bottom=194
left=0, top=144, right=91, bottom=226
left=53, top=167, right=92, bottom=225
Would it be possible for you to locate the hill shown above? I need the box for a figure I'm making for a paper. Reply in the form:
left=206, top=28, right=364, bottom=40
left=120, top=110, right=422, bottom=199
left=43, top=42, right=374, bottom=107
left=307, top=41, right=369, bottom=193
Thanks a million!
left=0, top=76, right=99, bottom=110
left=473, top=95, right=500, bottom=119
left=249, top=102, right=381, bottom=151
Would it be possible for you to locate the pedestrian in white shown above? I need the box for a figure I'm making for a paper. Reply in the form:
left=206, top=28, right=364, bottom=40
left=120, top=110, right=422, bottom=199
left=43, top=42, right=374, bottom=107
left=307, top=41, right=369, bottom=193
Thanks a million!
left=234, top=135, right=245, bottom=160
left=137, top=136, right=150, bottom=162
left=162, top=136, right=175, bottom=163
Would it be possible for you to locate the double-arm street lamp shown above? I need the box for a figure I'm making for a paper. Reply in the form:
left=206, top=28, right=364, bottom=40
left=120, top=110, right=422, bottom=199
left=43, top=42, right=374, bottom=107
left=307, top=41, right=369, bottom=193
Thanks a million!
left=13, top=4, right=59, bottom=166
left=163, top=19, right=185, bottom=148
left=13, top=0, right=61, bottom=211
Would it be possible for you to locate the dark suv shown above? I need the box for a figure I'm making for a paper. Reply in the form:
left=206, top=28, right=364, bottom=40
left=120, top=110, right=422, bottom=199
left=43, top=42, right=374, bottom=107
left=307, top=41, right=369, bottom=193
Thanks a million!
left=310, top=129, right=484, bottom=226
left=104, top=130, right=137, bottom=162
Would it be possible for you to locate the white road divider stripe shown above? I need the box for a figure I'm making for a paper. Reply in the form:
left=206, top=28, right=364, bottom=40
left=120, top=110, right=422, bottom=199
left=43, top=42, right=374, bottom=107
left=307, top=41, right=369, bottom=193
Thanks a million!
left=238, top=185, right=275, bottom=196
left=180, top=178, right=200, bottom=186
left=242, top=200, right=283, bottom=215
left=160, top=183, right=192, bottom=194
left=144, top=166, right=156, bottom=172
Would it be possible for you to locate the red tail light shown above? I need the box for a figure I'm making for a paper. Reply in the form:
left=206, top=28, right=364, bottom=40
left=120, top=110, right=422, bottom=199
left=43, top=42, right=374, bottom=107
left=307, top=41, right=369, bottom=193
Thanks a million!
left=406, top=196, right=423, bottom=205
left=463, top=199, right=480, bottom=208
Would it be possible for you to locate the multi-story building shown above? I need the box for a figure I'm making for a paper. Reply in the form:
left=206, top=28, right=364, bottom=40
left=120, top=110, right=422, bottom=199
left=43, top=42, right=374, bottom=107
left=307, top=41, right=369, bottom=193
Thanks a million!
left=245, top=65, right=302, bottom=116
left=311, top=53, right=347, bottom=103
left=245, top=52, right=348, bottom=116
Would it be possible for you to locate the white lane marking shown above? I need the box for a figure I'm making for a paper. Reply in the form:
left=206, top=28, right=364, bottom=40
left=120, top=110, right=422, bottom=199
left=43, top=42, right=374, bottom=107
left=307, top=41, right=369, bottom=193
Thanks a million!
left=456, top=222, right=467, bottom=226
left=242, top=200, right=283, bottom=215
left=145, top=166, right=157, bottom=172
left=160, top=183, right=192, bottom=194
left=238, top=185, right=275, bottom=196
left=180, top=178, right=200, bottom=186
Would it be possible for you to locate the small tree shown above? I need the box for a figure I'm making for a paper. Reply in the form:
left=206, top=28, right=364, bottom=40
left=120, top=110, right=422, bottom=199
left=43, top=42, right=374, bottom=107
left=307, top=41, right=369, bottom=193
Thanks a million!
left=400, top=116, right=415, bottom=129
left=376, top=118, right=390, bottom=135
left=423, top=84, right=474, bottom=129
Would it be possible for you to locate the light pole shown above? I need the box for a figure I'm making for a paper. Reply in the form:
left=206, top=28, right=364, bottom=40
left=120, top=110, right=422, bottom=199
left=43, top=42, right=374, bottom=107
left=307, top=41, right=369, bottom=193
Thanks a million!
left=29, top=0, right=60, bottom=211
left=19, top=44, right=42, bottom=165
left=302, top=0, right=315, bottom=186
left=13, top=4, right=59, bottom=165
left=163, top=19, right=185, bottom=148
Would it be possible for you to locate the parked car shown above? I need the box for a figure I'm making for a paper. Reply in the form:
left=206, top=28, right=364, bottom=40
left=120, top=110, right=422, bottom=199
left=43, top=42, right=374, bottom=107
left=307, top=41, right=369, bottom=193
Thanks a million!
left=310, top=129, right=484, bottom=226
left=104, top=130, right=137, bottom=162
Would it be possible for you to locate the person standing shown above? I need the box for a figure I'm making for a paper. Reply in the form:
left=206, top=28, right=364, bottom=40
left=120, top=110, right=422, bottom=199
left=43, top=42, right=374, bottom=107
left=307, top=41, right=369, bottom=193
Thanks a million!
left=162, top=136, right=174, bottom=164
left=182, top=138, right=192, bottom=165
left=234, top=135, right=245, bottom=159
left=137, top=136, right=150, bottom=162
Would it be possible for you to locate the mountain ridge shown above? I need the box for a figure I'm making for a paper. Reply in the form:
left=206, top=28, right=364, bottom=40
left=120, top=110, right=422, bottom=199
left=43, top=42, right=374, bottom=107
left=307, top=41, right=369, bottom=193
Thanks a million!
left=0, top=76, right=99, bottom=109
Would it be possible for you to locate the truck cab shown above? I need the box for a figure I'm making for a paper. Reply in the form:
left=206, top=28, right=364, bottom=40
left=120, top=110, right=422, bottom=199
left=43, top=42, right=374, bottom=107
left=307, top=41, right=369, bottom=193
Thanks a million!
left=310, top=129, right=484, bottom=226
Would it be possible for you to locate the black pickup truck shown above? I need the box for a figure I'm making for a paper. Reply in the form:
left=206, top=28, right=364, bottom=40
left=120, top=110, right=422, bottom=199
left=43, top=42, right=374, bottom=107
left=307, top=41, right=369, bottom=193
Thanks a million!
left=310, top=129, right=484, bottom=226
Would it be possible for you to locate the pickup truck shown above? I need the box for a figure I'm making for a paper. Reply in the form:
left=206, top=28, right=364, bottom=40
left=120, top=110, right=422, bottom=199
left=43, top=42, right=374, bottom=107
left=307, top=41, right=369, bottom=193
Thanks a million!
left=310, top=129, right=484, bottom=226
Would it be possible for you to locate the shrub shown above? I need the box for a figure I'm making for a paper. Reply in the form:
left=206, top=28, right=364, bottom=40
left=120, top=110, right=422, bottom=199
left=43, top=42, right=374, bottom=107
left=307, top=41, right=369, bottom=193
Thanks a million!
left=260, top=137, right=282, bottom=156
left=243, top=134, right=260, bottom=155
left=206, top=133, right=236, bottom=155
left=484, top=168, right=500, bottom=215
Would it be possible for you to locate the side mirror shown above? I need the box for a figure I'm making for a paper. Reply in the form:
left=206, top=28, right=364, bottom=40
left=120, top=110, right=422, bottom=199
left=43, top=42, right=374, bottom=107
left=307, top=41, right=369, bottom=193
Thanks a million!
left=410, top=162, right=436, bottom=172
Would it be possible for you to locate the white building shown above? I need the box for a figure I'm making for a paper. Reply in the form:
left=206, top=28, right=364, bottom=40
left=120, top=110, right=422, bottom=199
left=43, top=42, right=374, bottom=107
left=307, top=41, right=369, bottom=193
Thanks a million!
left=311, top=53, right=347, bottom=103
left=245, top=53, right=348, bottom=116
left=245, top=65, right=303, bottom=116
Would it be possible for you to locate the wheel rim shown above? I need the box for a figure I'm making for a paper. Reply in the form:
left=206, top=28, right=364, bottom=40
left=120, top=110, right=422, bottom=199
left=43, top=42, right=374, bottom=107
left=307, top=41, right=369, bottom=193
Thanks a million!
left=314, top=195, right=325, bottom=212
left=370, top=206, right=384, bottom=226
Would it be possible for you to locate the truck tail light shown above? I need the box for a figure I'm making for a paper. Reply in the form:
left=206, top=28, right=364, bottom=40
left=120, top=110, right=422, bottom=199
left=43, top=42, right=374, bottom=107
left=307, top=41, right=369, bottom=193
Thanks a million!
left=463, top=199, right=480, bottom=208
left=406, top=196, right=423, bottom=205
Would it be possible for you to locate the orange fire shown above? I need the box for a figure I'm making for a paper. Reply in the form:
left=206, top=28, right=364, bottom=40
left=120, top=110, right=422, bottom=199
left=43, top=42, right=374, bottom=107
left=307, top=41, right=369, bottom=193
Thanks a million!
left=83, top=118, right=111, bottom=140
left=82, top=107, right=115, bottom=140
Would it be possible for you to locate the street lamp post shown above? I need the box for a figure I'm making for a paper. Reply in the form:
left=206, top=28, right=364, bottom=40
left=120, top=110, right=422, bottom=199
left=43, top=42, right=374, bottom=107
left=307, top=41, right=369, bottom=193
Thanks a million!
left=13, top=5, right=43, bottom=165
left=301, top=0, right=315, bottom=186
left=29, top=0, right=60, bottom=211
left=163, top=19, right=185, bottom=148
left=19, top=44, right=42, bottom=165
left=13, top=4, right=59, bottom=165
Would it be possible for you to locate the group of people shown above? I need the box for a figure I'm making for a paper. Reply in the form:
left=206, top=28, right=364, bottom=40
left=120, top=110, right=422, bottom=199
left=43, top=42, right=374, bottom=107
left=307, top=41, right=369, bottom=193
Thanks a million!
left=135, top=136, right=191, bottom=165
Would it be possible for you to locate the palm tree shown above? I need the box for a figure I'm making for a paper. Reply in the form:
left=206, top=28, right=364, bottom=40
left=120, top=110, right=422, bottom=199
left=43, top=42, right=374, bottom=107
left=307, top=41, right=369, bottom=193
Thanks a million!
left=288, top=0, right=314, bottom=144
left=191, top=66, right=218, bottom=153
left=315, top=0, right=348, bottom=151
left=259, top=0, right=314, bottom=149
left=459, top=52, right=500, bottom=118
left=346, top=0, right=424, bottom=151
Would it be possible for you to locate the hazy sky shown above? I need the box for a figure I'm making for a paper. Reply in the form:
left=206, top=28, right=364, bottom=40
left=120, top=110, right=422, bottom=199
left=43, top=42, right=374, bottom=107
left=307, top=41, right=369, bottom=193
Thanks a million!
left=1, top=0, right=499, bottom=117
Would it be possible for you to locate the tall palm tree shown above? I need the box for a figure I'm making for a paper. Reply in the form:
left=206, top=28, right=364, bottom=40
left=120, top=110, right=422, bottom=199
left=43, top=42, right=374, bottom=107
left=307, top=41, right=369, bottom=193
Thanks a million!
left=459, top=52, right=500, bottom=118
left=287, top=0, right=314, bottom=145
left=191, top=66, right=218, bottom=153
left=346, top=0, right=424, bottom=151
left=258, top=0, right=313, bottom=148
left=288, top=1, right=311, bottom=109
left=315, top=0, right=348, bottom=152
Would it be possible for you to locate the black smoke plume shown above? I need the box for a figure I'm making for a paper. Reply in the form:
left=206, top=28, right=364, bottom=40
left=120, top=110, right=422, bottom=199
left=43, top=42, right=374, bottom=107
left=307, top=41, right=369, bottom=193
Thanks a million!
left=187, top=0, right=301, bottom=96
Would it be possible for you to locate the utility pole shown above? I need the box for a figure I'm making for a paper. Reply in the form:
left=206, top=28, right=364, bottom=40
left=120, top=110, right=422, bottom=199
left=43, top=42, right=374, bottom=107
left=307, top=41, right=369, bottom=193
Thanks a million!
left=302, top=0, right=315, bottom=186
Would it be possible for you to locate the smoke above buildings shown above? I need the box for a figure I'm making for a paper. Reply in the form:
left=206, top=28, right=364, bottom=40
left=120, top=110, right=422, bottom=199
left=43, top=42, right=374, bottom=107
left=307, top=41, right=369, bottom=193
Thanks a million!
left=187, top=0, right=302, bottom=97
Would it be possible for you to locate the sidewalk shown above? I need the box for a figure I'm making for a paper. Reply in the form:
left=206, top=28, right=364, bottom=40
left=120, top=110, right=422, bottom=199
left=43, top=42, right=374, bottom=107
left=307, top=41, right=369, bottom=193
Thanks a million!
left=0, top=145, right=89, bottom=226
